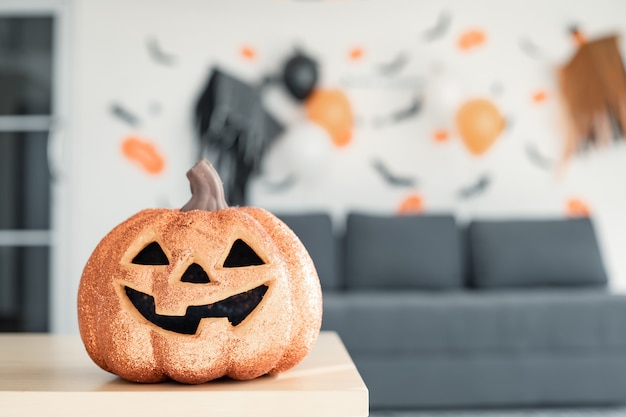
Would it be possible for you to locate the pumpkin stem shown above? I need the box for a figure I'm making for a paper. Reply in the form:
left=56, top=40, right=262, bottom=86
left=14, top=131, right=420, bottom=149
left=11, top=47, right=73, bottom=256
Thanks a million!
left=181, top=159, right=229, bottom=212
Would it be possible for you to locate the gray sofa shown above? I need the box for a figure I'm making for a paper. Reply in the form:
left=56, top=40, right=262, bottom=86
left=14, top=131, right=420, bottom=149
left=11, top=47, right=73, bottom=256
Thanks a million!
left=277, top=212, right=626, bottom=410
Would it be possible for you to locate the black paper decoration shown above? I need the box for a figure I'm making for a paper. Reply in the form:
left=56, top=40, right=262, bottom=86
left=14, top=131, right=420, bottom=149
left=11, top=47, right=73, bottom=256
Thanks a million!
left=194, top=68, right=284, bottom=205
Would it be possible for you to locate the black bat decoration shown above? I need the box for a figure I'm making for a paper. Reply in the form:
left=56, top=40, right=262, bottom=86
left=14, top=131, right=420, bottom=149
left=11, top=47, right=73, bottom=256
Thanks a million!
left=458, top=174, right=491, bottom=199
left=422, top=11, right=452, bottom=42
left=490, top=81, right=504, bottom=96
left=263, top=175, right=297, bottom=193
left=147, top=37, right=176, bottom=66
left=525, top=143, right=554, bottom=170
left=111, top=103, right=140, bottom=127
left=373, top=96, right=422, bottom=127
left=376, top=52, right=410, bottom=76
left=372, top=159, right=417, bottom=187
left=519, top=37, right=543, bottom=59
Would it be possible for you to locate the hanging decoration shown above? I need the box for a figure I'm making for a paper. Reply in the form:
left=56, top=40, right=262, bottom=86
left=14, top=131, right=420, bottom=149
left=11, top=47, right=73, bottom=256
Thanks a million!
left=372, top=95, right=422, bottom=127
left=194, top=67, right=284, bottom=205
left=457, top=29, right=487, bottom=51
left=421, top=11, right=452, bottom=42
left=457, top=173, right=491, bottom=199
left=376, top=52, right=410, bottom=76
left=566, top=197, right=591, bottom=217
left=264, top=121, right=332, bottom=185
left=525, top=142, right=554, bottom=170
left=371, top=159, right=417, bottom=188
left=455, top=98, right=505, bottom=156
left=111, top=103, right=141, bottom=127
left=348, top=46, right=365, bottom=61
left=282, top=50, right=319, bottom=101
left=146, top=36, right=177, bottom=66
left=397, top=193, right=424, bottom=215
left=121, top=136, right=165, bottom=175
left=559, top=35, right=626, bottom=159
left=305, top=88, right=354, bottom=147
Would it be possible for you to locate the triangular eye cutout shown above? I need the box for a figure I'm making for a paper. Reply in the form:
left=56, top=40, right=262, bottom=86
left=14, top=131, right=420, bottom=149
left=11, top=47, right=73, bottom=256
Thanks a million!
left=132, top=242, right=169, bottom=265
left=223, top=239, right=265, bottom=268
left=181, top=263, right=210, bottom=283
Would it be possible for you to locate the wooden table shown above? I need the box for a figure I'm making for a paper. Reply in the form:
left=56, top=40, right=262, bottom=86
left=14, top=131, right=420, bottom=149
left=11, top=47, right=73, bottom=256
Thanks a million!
left=0, top=331, right=368, bottom=416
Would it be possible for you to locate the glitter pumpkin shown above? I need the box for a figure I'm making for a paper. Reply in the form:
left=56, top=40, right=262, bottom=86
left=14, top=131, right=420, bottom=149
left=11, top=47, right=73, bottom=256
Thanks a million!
left=77, top=160, right=322, bottom=383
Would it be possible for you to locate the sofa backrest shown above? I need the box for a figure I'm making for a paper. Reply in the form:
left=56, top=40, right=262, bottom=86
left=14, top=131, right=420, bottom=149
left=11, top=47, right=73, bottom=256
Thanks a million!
left=467, top=217, right=608, bottom=289
left=343, top=212, right=464, bottom=290
left=276, top=212, right=340, bottom=291
left=276, top=212, right=608, bottom=291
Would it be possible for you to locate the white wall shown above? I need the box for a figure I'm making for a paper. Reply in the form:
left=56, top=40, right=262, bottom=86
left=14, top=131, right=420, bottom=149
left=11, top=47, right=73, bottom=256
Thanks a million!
left=54, top=0, right=626, bottom=332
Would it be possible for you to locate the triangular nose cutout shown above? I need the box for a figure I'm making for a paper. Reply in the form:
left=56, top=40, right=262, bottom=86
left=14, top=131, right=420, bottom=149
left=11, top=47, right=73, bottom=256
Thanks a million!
left=180, top=263, right=211, bottom=284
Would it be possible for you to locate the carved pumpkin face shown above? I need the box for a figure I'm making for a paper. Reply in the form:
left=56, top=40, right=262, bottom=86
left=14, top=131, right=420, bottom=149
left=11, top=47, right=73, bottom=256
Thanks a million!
left=77, top=161, right=322, bottom=383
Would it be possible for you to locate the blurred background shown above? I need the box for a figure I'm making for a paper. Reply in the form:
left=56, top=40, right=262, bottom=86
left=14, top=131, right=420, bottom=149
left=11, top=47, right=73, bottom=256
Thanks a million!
left=1, top=0, right=626, bottom=334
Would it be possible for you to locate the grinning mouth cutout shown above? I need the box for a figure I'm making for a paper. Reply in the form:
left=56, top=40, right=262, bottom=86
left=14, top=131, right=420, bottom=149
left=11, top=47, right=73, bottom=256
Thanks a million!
left=125, top=285, right=269, bottom=335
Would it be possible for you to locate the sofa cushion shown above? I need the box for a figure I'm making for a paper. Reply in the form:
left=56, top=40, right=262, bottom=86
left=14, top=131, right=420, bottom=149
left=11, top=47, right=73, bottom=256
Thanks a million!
left=276, top=212, right=339, bottom=290
left=344, top=213, right=463, bottom=290
left=322, top=289, right=626, bottom=355
left=468, top=217, right=608, bottom=288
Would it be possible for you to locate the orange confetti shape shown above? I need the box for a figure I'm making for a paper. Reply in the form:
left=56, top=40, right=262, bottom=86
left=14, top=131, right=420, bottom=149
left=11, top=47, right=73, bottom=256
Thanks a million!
left=306, top=89, right=353, bottom=148
left=121, top=136, right=165, bottom=175
left=397, top=193, right=424, bottom=216
left=532, top=90, right=548, bottom=103
left=348, top=47, right=364, bottom=61
left=566, top=198, right=590, bottom=217
left=433, top=129, right=450, bottom=142
left=240, top=46, right=256, bottom=60
left=458, top=29, right=486, bottom=50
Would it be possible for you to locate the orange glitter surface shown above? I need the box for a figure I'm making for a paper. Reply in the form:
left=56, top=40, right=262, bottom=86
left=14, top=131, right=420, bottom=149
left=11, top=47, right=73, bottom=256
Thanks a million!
left=77, top=162, right=322, bottom=383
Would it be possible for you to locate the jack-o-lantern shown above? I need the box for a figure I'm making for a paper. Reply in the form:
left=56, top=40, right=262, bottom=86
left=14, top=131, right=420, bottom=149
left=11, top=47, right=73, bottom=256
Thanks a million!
left=77, top=160, right=322, bottom=383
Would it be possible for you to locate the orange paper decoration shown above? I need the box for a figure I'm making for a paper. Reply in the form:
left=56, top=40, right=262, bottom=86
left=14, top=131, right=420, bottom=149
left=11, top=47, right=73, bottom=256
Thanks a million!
left=455, top=98, right=505, bottom=156
left=433, top=129, right=450, bottom=143
left=532, top=90, right=548, bottom=103
left=348, top=47, right=364, bottom=61
left=566, top=198, right=591, bottom=217
left=121, top=136, right=165, bottom=175
left=305, top=89, right=353, bottom=147
left=397, top=193, right=424, bottom=215
left=458, top=29, right=486, bottom=50
left=240, top=46, right=256, bottom=60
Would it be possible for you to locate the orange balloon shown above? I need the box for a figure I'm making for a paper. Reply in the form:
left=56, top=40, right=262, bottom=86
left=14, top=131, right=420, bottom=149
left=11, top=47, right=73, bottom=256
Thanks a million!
left=306, top=89, right=353, bottom=147
left=455, top=98, right=505, bottom=155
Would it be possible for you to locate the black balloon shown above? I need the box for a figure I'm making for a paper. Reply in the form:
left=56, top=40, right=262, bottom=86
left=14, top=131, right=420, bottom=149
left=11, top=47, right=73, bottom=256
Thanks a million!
left=282, top=52, right=318, bottom=101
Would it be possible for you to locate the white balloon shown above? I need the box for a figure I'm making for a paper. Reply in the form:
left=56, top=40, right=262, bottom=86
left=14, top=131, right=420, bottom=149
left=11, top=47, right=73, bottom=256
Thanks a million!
left=264, top=121, right=333, bottom=184
left=424, top=68, right=465, bottom=124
